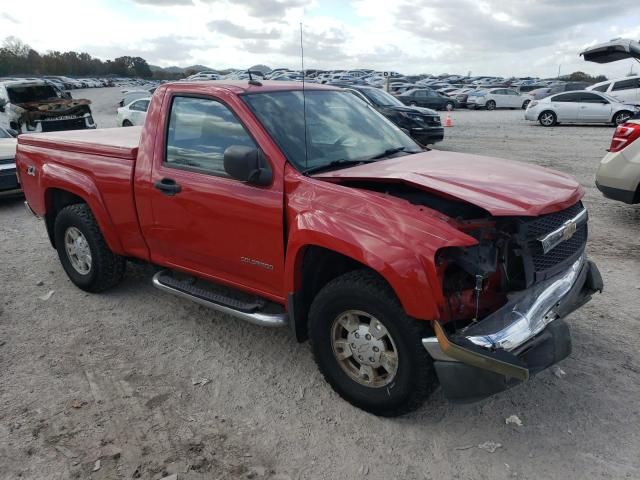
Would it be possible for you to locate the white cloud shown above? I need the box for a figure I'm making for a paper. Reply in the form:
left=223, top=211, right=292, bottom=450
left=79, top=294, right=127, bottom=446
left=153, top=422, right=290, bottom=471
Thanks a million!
left=1, top=0, right=638, bottom=78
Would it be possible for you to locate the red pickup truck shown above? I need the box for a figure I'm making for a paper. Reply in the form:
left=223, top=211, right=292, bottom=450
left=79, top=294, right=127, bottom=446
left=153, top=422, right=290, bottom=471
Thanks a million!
left=17, top=81, right=602, bottom=416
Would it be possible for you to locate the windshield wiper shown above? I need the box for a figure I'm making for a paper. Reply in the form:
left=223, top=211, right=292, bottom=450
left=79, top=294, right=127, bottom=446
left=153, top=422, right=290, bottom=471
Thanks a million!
left=367, top=146, right=420, bottom=160
left=303, top=159, right=377, bottom=175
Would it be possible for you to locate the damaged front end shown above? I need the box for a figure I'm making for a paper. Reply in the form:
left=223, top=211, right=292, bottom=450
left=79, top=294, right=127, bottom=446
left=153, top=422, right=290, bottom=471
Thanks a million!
left=425, top=201, right=603, bottom=402
left=10, top=98, right=96, bottom=133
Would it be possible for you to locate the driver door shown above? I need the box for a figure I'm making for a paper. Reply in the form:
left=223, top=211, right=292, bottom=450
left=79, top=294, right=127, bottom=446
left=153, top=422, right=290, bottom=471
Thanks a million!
left=140, top=94, right=285, bottom=298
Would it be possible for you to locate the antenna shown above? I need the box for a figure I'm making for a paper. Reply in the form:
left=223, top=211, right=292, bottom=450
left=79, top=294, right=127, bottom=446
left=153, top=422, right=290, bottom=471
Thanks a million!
left=300, top=22, right=309, bottom=169
left=247, top=69, right=262, bottom=86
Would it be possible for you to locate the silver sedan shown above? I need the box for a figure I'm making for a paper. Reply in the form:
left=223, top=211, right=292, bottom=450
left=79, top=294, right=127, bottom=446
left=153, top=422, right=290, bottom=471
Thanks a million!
left=524, top=90, right=639, bottom=126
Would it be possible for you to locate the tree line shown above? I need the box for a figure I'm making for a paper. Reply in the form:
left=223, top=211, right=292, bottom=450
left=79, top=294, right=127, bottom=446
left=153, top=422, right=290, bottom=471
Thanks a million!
left=0, top=36, right=181, bottom=80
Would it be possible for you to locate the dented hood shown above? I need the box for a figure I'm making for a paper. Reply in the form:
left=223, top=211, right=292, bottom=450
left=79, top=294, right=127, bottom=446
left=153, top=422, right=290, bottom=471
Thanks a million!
left=314, top=150, right=583, bottom=216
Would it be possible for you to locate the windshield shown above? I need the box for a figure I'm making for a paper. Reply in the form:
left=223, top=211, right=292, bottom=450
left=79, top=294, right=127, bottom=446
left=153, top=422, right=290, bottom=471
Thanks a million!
left=361, top=88, right=404, bottom=107
left=7, top=85, right=61, bottom=103
left=243, top=90, right=420, bottom=172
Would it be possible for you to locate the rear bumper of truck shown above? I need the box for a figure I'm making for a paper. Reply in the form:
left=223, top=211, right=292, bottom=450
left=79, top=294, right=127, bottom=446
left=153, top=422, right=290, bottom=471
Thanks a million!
left=423, top=255, right=602, bottom=402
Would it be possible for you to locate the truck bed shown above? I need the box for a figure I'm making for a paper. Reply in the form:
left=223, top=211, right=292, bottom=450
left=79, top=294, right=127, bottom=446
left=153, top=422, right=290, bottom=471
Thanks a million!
left=18, top=126, right=141, bottom=159
left=16, top=126, right=149, bottom=260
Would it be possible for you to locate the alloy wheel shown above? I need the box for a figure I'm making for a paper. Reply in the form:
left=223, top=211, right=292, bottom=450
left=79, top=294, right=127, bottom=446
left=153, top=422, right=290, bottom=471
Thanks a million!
left=540, top=112, right=555, bottom=126
left=64, top=226, right=92, bottom=275
left=330, top=310, right=399, bottom=387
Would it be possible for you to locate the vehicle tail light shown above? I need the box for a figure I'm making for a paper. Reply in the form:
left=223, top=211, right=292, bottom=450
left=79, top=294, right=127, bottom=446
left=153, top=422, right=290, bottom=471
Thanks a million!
left=528, top=101, right=538, bottom=108
left=609, top=122, right=640, bottom=153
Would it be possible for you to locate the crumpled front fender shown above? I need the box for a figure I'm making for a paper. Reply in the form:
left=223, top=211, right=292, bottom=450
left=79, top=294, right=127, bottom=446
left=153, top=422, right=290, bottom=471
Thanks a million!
left=284, top=170, right=478, bottom=320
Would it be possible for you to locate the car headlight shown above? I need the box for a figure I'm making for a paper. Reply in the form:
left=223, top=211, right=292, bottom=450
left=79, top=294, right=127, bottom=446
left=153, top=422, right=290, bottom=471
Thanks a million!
left=400, top=112, right=426, bottom=123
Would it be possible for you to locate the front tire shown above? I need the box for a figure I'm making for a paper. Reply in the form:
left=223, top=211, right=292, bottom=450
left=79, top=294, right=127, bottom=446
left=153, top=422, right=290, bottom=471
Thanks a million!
left=613, top=110, right=632, bottom=126
left=485, top=100, right=496, bottom=110
left=122, top=119, right=133, bottom=127
left=539, top=110, right=557, bottom=127
left=54, top=204, right=126, bottom=292
left=308, top=270, right=437, bottom=416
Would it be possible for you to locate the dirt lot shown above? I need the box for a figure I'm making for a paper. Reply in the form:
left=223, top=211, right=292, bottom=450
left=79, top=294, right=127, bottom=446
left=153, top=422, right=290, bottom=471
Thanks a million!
left=1, top=87, right=639, bottom=479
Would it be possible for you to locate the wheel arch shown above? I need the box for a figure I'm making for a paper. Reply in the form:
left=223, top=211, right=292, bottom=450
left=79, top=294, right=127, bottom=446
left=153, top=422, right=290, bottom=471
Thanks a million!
left=286, top=238, right=440, bottom=342
left=42, top=173, right=124, bottom=255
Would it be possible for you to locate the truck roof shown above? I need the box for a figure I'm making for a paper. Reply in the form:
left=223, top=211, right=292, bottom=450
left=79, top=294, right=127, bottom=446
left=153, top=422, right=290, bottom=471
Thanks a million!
left=19, top=127, right=141, bottom=160
left=168, top=80, right=339, bottom=95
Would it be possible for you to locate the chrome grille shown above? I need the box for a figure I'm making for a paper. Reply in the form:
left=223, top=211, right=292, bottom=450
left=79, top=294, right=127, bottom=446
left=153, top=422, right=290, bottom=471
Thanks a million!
left=523, top=202, right=587, bottom=275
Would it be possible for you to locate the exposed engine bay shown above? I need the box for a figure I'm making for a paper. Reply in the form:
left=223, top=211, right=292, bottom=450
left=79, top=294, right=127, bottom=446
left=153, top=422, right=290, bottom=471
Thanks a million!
left=346, top=180, right=591, bottom=344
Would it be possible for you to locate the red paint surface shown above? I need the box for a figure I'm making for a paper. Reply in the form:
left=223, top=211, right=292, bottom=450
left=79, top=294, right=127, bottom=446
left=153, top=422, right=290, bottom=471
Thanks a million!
left=16, top=81, right=585, bottom=320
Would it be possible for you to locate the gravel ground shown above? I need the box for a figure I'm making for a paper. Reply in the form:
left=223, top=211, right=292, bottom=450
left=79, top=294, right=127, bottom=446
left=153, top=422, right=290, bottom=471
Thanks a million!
left=1, top=87, right=639, bottom=479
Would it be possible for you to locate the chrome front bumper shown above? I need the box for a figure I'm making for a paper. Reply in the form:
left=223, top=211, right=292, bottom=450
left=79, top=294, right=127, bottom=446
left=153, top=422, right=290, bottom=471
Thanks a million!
left=464, top=253, right=587, bottom=351
left=422, top=255, right=602, bottom=401
left=423, top=254, right=602, bottom=363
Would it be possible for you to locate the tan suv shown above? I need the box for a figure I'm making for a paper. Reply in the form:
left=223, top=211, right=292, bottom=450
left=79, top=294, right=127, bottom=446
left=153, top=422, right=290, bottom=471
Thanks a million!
left=582, top=38, right=640, bottom=204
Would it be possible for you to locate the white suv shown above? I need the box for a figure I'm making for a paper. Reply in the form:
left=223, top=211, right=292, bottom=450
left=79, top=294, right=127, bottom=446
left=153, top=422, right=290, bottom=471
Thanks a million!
left=588, top=76, right=640, bottom=104
left=582, top=38, right=640, bottom=204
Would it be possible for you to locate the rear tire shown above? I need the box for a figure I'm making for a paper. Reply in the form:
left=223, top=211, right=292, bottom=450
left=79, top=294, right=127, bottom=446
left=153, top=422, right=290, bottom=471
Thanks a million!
left=308, top=270, right=438, bottom=416
left=539, top=110, right=557, bottom=127
left=522, top=99, right=530, bottom=109
left=122, top=119, right=133, bottom=127
left=486, top=100, right=496, bottom=110
left=54, top=204, right=126, bottom=293
left=613, top=110, right=632, bottom=126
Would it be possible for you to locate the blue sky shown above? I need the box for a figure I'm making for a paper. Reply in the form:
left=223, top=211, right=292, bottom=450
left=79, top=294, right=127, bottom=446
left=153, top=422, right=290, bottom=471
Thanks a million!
left=2, top=0, right=639, bottom=79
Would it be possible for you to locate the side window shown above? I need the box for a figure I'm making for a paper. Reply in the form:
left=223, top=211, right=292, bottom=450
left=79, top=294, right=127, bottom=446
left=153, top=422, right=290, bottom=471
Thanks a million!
left=415, top=90, right=427, bottom=98
left=612, top=79, right=638, bottom=91
left=579, top=93, right=607, bottom=103
left=165, top=96, right=256, bottom=177
left=552, top=93, right=580, bottom=102
left=130, top=100, right=149, bottom=112
left=592, top=83, right=610, bottom=92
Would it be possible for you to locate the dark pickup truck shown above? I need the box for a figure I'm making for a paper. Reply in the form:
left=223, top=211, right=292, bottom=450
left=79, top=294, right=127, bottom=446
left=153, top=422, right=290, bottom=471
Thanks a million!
left=17, top=81, right=601, bottom=415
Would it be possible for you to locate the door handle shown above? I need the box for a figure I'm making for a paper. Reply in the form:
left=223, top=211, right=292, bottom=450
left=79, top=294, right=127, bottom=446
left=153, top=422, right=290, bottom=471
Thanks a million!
left=154, top=178, right=181, bottom=196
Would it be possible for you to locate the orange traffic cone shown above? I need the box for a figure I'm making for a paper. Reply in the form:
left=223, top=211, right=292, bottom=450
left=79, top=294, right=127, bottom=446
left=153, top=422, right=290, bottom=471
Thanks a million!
left=444, top=113, right=453, bottom=127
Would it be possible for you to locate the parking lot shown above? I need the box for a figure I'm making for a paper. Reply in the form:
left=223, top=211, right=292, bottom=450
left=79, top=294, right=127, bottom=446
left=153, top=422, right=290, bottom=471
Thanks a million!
left=1, top=87, right=639, bottom=479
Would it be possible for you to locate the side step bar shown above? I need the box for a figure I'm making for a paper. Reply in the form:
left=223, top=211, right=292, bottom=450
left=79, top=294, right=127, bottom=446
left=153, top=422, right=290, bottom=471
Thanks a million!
left=152, top=270, right=288, bottom=328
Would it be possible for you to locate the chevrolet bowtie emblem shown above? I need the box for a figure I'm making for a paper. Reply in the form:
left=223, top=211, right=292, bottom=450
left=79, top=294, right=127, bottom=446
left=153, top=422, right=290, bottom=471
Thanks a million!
left=561, top=221, right=577, bottom=241
left=538, top=208, right=587, bottom=254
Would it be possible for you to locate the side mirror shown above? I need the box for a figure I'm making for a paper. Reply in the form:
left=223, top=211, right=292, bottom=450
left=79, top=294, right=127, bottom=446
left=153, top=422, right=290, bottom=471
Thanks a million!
left=223, top=145, right=272, bottom=186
